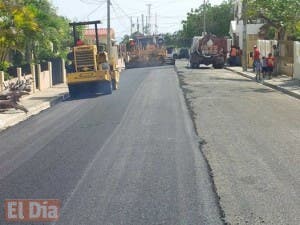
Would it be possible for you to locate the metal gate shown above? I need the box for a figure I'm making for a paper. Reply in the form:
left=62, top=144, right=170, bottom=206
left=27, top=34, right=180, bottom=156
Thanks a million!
left=51, top=58, right=63, bottom=85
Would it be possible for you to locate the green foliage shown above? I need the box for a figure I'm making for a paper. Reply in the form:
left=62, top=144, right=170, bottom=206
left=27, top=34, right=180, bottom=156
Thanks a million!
left=12, top=50, right=25, bottom=66
left=23, top=0, right=72, bottom=62
left=0, top=61, right=11, bottom=80
left=162, top=1, right=233, bottom=47
left=296, top=22, right=300, bottom=40
left=163, top=31, right=191, bottom=48
left=0, top=61, right=10, bottom=71
left=0, top=0, right=72, bottom=66
left=0, top=0, right=39, bottom=62
left=181, top=1, right=234, bottom=39
left=248, top=0, right=300, bottom=40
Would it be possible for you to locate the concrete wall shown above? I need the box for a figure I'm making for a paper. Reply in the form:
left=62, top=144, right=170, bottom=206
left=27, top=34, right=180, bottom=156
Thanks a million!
left=38, top=71, right=51, bottom=91
left=278, top=41, right=294, bottom=77
left=294, top=42, right=300, bottom=80
left=37, top=63, right=52, bottom=91
left=0, top=62, right=54, bottom=94
left=230, top=20, right=264, bottom=48
left=257, top=40, right=278, bottom=58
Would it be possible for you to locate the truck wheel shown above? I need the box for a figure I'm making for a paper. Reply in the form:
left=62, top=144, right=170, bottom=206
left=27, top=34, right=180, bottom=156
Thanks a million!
left=213, top=64, right=224, bottom=69
left=68, top=85, right=77, bottom=98
left=159, top=56, right=164, bottom=65
left=103, top=81, right=112, bottom=95
left=191, top=63, right=198, bottom=69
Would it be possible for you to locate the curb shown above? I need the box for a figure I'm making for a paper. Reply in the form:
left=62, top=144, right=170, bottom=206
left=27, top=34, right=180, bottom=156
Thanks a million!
left=225, top=67, right=300, bottom=100
left=0, top=92, right=69, bottom=132
left=49, top=92, right=70, bottom=106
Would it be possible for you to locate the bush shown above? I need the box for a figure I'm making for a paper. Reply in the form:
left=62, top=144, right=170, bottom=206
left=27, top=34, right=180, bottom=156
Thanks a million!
left=0, top=61, right=12, bottom=80
left=0, top=61, right=10, bottom=72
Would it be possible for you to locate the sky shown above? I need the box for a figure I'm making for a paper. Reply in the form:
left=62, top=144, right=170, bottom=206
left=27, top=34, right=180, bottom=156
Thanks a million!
left=51, top=0, right=225, bottom=41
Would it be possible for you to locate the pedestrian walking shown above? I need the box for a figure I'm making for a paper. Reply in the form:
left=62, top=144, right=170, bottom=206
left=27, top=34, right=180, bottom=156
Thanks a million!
left=272, top=44, right=280, bottom=75
left=229, top=45, right=237, bottom=66
left=261, top=56, right=268, bottom=78
left=255, top=58, right=262, bottom=82
left=253, top=45, right=260, bottom=72
left=266, top=53, right=275, bottom=79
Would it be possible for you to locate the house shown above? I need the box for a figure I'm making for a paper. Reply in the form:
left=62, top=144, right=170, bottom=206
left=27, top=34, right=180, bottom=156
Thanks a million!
left=229, top=0, right=264, bottom=48
left=83, top=28, right=115, bottom=45
left=229, top=0, right=264, bottom=67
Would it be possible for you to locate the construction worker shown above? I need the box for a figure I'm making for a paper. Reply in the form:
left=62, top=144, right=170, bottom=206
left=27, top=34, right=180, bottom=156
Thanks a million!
left=253, top=45, right=260, bottom=72
left=266, top=53, right=275, bottom=79
left=76, top=38, right=84, bottom=46
left=230, top=45, right=237, bottom=66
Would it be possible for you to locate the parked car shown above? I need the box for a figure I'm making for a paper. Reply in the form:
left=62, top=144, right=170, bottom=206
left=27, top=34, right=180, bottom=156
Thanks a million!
left=178, top=48, right=189, bottom=59
left=165, top=47, right=177, bottom=65
left=166, top=47, right=178, bottom=59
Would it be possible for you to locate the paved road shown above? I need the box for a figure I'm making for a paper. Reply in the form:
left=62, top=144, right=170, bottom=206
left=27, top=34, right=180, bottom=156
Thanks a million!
left=0, top=66, right=223, bottom=225
left=176, top=60, right=300, bottom=225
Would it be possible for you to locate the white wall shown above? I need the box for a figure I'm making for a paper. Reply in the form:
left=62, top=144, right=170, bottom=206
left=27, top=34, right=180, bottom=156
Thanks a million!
left=257, top=40, right=277, bottom=58
left=294, top=42, right=300, bottom=80
left=230, top=20, right=264, bottom=48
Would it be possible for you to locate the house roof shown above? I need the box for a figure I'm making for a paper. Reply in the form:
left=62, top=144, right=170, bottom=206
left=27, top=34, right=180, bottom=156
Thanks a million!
left=84, top=28, right=115, bottom=38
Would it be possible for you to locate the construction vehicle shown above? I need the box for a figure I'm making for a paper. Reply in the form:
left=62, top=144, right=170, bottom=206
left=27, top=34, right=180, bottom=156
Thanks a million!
left=66, top=21, right=118, bottom=97
left=108, top=41, right=121, bottom=90
left=190, top=34, right=228, bottom=69
left=125, top=35, right=168, bottom=69
left=165, top=47, right=177, bottom=65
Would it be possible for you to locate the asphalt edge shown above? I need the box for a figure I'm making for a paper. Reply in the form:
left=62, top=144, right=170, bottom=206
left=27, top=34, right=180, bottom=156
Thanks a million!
left=174, top=63, right=227, bottom=225
left=0, top=92, right=70, bottom=132
left=225, top=67, right=300, bottom=100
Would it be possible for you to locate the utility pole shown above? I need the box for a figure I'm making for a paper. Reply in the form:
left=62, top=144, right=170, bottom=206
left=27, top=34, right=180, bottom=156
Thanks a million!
left=155, top=13, right=158, bottom=34
left=142, top=14, right=144, bottom=34
left=146, top=4, right=151, bottom=34
left=137, top=17, right=139, bottom=33
left=242, top=0, right=248, bottom=71
left=107, top=0, right=111, bottom=59
left=145, top=16, right=148, bottom=34
left=203, top=0, right=206, bottom=35
left=130, top=16, right=133, bottom=36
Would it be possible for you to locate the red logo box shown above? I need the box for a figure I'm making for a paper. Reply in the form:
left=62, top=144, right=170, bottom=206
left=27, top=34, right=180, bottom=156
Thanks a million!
left=5, top=199, right=60, bottom=222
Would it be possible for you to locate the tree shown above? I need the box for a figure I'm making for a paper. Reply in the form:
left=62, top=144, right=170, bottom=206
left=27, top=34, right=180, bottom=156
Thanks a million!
left=248, top=0, right=300, bottom=40
left=181, top=1, right=234, bottom=39
left=0, top=0, right=72, bottom=67
left=23, top=0, right=72, bottom=62
left=0, top=0, right=39, bottom=63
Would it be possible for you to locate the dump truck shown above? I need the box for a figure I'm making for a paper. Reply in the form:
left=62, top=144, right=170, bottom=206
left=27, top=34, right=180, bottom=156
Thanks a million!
left=66, top=21, right=118, bottom=97
left=125, top=35, right=167, bottom=69
left=190, top=34, right=227, bottom=69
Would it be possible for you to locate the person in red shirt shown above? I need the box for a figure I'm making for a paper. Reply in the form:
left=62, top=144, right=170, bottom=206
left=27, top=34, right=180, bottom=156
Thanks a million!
left=229, top=45, right=237, bottom=66
left=253, top=45, right=260, bottom=72
left=76, top=38, right=84, bottom=46
left=266, top=53, right=275, bottom=79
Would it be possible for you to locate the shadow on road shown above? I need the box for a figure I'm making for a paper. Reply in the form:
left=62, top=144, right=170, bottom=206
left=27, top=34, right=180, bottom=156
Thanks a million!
left=212, top=77, right=253, bottom=82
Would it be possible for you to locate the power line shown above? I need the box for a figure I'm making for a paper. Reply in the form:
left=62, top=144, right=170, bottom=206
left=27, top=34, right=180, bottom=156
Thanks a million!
left=80, top=0, right=106, bottom=5
left=85, top=2, right=106, bottom=19
left=111, top=3, right=130, bottom=30
left=111, top=0, right=131, bottom=19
